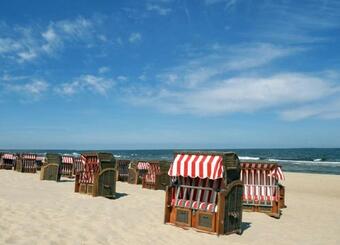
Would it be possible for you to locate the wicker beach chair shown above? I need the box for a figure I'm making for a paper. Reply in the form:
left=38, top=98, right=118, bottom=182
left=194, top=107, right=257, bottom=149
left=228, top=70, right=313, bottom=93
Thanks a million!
left=74, top=152, right=116, bottom=198
left=0, top=153, right=16, bottom=170
left=60, top=155, right=74, bottom=177
left=240, top=161, right=286, bottom=218
left=16, top=153, right=37, bottom=173
left=116, top=159, right=130, bottom=182
left=35, top=155, right=46, bottom=171
left=164, top=151, right=243, bottom=235
left=142, top=160, right=170, bottom=190
left=73, top=155, right=84, bottom=176
left=128, top=161, right=148, bottom=185
left=40, top=153, right=62, bottom=181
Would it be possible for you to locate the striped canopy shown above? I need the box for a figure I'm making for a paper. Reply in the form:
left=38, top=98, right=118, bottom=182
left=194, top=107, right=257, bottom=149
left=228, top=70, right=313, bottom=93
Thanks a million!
left=36, top=156, right=46, bottom=161
left=62, top=156, right=74, bottom=164
left=168, top=153, right=224, bottom=180
left=241, top=162, right=285, bottom=181
left=2, top=153, right=15, bottom=160
left=137, top=162, right=150, bottom=170
left=22, top=154, right=36, bottom=160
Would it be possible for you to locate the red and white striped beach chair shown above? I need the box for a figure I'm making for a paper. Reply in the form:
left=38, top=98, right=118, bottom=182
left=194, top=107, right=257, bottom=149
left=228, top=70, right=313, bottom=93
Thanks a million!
left=164, top=151, right=243, bottom=235
left=128, top=161, right=149, bottom=184
left=16, top=153, right=37, bottom=173
left=142, top=160, right=170, bottom=190
left=241, top=161, right=286, bottom=218
left=0, top=153, right=16, bottom=170
left=74, top=152, right=116, bottom=198
left=60, top=155, right=74, bottom=177
left=73, top=156, right=84, bottom=175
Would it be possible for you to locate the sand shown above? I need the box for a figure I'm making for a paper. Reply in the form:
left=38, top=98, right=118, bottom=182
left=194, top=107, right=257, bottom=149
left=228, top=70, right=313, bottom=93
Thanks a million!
left=0, top=171, right=340, bottom=245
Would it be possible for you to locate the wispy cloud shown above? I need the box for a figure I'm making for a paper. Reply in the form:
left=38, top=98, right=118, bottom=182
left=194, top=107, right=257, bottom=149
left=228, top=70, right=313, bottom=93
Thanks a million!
left=124, top=41, right=340, bottom=120
left=129, top=73, right=339, bottom=115
left=56, top=74, right=114, bottom=96
left=281, top=95, right=340, bottom=121
left=146, top=4, right=172, bottom=16
left=4, top=79, right=49, bottom=97
left=0, top=16, right=100, bottom=63
left=98, top=66, right=110, bottom=74
left=128, top=32, right=142, bottom=43
left=205, top=0, right=238, bottom=9
left=157, top=43, right=301, bottom=88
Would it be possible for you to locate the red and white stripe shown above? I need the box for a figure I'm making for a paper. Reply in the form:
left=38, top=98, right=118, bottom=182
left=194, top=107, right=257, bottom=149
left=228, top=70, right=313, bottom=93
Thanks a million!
left=2, top=154, right=15, bottom=160
left=241, top=162, right=284, bottom=203
left=241, top=162, right=285, bottom=181
left=144, top=164, right=160, bottom=183
left=137, top=162, right=150, bottom=170
left=269, top=166, right=285, bottom=181
left=23, top=154, right=36, bottom=160
left=62, top=156, right=74, bottom=164
left=168, top=154, right=223, bottom=179
left=36, top=156, right=45, bottom=161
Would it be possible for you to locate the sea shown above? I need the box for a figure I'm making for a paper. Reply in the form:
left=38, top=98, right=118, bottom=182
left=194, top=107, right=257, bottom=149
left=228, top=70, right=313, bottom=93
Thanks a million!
left=2, top=148, right=340, bottom=175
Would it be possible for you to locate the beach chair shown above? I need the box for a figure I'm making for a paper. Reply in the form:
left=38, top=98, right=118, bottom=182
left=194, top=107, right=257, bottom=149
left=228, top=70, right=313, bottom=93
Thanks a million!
left=40, top=153, right=62, bottom=181
left=116, top=159, right=130, bottom=182
left=16, top=153, right=37, bottom=173
left=240, top=161, right=286, bottom=218
left=0, top=153, right=16, bottom=170
left=73, top=155, right=84, bottom=176
left=164, top=151, right=243, bottom=235
left=36, top=155, right=46, bottom=171
left=128, top=161, right=149, bottom=185
left=60, top=155, right=74, bottom=177
left=74, top=152, right=116, bottom=198
left=142, top=160, right=170, bottom=190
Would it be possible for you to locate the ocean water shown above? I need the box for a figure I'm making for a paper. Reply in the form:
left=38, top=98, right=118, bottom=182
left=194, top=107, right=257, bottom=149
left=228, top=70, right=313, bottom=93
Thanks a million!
left=2, top=148, right=340, bottom=175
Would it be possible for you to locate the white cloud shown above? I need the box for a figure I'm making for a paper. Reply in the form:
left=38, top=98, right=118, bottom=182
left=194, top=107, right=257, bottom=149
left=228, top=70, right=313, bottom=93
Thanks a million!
left=129, top=73, right=339, bottom=115
left=56, top=74, right=114, bottom=96
left=98, top=66, right=110, bottom=74
left=17, top=50, right=37, bottom=62
left=41, top=26, right=62, bottom=54
left=0, top=16, right=97, bottom=63
left=1, top=74, right=30, bottom=81
left=158, top=43, right=300, bottom=88
left=5, top=79, right=49, bottom=96
left=205, top=0, right=237, bottom=8
left=123, top=41, right=340, bottom=120
left=146, top=4, right=172, bottom=15
left=128, top=32, right=142, bottom=43
left=56, top=17, right=93, bottom=38
left=281, top=99, right=340, bottom=121
left=117, top=76, right=128, bottom=81
left=138, top=74, right=147, bottom=81
left=0, top=38, right=21, bottom=54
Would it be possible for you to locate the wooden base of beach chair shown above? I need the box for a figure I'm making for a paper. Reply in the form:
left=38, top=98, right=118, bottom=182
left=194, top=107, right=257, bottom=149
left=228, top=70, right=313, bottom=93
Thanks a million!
left=194, top=211, right=216, bottom=233
left=75, top=169, right=116, bottom=199
left=79, top=183, right=87, bottom=194
left=0, top=165, right=13, bottom=170
left=87, top=184, right=94, bottom=195
left=242, top=202, right=281, bottom=218
left=165, top=180, right=243, bottom=236
left=279, top=185, right=286, bottom=208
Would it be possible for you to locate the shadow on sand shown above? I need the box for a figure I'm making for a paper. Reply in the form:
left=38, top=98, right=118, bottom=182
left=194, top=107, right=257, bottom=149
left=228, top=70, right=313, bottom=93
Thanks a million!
left=113, top=192, right=128, bottom=200
left=240, top=222, right=252, bottom=234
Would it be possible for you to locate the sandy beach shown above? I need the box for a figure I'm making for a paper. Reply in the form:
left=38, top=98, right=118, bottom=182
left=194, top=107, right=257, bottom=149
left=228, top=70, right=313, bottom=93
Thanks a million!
left=0, top=170, right=339, bottom=245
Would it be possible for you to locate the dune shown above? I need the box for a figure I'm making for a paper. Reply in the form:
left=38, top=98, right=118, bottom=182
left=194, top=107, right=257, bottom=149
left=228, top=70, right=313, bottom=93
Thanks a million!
left=0, top=171, right=339, bottom=245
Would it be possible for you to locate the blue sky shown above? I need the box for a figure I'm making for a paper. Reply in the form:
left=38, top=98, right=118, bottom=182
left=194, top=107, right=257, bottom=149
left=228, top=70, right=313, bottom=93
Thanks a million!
left=0, top=0, right=340, bottom=149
